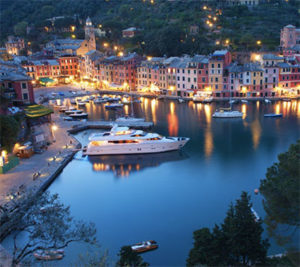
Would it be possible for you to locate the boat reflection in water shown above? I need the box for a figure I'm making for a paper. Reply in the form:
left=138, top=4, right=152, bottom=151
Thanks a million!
left=89, top=151, right=189, bottom=178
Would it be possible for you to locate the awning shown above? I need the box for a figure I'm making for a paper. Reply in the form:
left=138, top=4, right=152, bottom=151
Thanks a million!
left=39, top=77, right=55, bottom=84
left=24, top=105, right=53, bottom=118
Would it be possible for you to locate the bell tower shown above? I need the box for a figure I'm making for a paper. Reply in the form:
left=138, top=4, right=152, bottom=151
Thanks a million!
left=85, top=17, right=96, bottom=51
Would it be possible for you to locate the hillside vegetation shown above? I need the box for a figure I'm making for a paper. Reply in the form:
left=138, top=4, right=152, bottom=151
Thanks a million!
left=0, top=0, right=299, bottom=56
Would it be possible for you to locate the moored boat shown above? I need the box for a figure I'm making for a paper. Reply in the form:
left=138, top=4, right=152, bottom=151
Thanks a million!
left=77, top=102, right=86, bottom=107
left=264, top=99, right=271, bottom=103
left=241, top=100, right=248, bottom=103
left=115, top=116, right=145, bottom=123
left=105, top=103, right=124, bottom=109
left=33, top=249, right=64, bottom=261
left=212, top=108, right=243, bottom=118
left=65, top=109, right=82, bottom=115
left=203, top=96, right=213, bottom=103
left=264, top=113, right=283, bottom=117
left=131, top=240, right=158, bottom=253
left=83, top=125, right=189, bottom=156
left=178, top=98, right=185, bottom=103
left=69, top=110, right=88, bottom=119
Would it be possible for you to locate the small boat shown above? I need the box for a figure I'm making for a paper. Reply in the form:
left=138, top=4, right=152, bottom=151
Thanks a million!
left=213, top=108, right=243, bottom=118
left=77, top=102, right=86, bottom=107
left=229, top=99, right=237, bottom=104
left=105, top=103, right=124, bottom=109
left=63, top=116, right=73, bottom=121
left=116, top=116, right=145, bottom=123
left=33, top=249, right=64, bottom=261
left=131, top=240, right=158, bottom=253
left=94, top=98, right=106, bottom=104
left=251, top=208, right=260, bottom=222
left=264, top=113, right=283, bottom=117
left=282, top=98, right=291, bottom=102
left=264, top=99, right=271, bottom=103
left=58, top=106, right=68, bottom=112
left=241, top=100, right=248, bottom=103
left=65, top=109, right=82, bottom=115
left=122, top=99, right=132, bottom=105
left=70, top=99, right=77, bottom=105
left=178, top=98, right=185, bottom=103
left=69, top=111, right=88, bottom=119
left=203, top=96, right=213, bottom=103
left=157, top=95, right=165, bottom=100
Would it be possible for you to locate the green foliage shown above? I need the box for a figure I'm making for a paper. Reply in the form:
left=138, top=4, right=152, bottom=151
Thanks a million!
left=116, top=246, right=149, bottom=267
left=0, top=115, right=21, bottom=151
left=11, top=191, right=98, bottom=265
left=260, top=140, right=300, bottom=259
left=14, top=21, right=28, bottom=37
left=1, top=0, right=299, bottom=52
left=187, top=192, right=269, bottom=266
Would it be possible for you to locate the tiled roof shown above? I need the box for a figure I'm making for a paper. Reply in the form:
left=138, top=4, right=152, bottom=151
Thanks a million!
left=212, top=50, right=228, bottom=56
left=0, top=66, right=31, bottom=81
left=262, top=54, right=283, bottom=60
left=123, top=27, right=136, bottom=31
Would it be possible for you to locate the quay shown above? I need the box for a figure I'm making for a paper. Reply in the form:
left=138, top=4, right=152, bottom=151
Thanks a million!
left=68, top=120, right=154, bottom=134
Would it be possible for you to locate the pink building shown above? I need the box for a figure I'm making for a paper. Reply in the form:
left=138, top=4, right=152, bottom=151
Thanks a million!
left=5, top=36, right=25, bottom=55
left=280, top=25, right=300, bottom=49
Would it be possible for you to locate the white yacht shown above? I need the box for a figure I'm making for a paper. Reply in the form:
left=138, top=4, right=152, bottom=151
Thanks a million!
left=83, top=125, right=189, bottom=156
left=115, top=116, right=145, bottom=123
left=212, top=107, right=243, bottom=118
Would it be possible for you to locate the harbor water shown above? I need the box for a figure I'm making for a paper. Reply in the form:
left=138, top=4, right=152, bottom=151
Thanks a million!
left=5, top=98, right=300, bottom=265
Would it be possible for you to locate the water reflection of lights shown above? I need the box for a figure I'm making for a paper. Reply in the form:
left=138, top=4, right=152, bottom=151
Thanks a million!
left=188, top=101, right=194, bottom=109
left=151, top=99, right=157, bottom=124
left=204, top=104, right=211, bottom=124
left=256, top=101, right=260, bottom=109
left=168, top=102, right=178, bottom=136
left=241, top=104, right=247, bottom=119
left=89, top=152, right=188, bottom=178
left=275, top=103, right=280, bottom=114
left=124, top=105, right=129, bottom=114
left=196, top=103, right=202, bottom=114
left=250, top=119, right=261, bottom=150
left=144, top=98, right=149, bottom=110
left=170, top=102, right=175, bottom=114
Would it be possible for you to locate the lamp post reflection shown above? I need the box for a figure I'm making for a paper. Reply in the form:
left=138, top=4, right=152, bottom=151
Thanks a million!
left=204, top=104, right=213, bottom=158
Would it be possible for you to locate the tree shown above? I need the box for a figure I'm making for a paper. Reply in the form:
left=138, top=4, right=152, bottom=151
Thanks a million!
left=116, top=246, right=149, bottom=267
left=260, top=140, right=300, bottom=261
left=10, top=191, right=97, bottom=266
left=14, top=21, right=28, bottom=37
left=187, top=192, right=269, bottom=266
left=0, top=115, right=20, bottom=151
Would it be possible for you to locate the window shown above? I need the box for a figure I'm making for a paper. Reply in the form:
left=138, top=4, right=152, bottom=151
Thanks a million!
left=21, top=83, right=27, bottom=89
left=188, top=78, right=190, bottom=82
left=211, top=64, right=214, bottom=68
left=188, top=70, right=190, bottom=74
left=218, top=64, right=221, bottom=68
left=23, top=93, right=28, bottom=100
left=202, top=78, right=205, bottom=82
left=182, top=69, right=185, bottom=73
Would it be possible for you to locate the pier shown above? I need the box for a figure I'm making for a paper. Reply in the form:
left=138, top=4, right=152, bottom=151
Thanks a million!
left=68, top=120, right=154, bottom=134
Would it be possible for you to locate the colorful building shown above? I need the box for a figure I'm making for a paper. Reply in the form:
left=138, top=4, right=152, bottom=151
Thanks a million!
left=5, top=36, right=25, bottom=56
left=59, top=55, right=80, bottom=79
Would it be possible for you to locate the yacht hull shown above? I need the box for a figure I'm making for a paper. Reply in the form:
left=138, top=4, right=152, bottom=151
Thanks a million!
left=83, top=138, right=189, bottom=156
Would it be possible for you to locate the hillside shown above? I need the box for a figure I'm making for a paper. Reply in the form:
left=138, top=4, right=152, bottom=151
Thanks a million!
left=0, top=0, right=299, bottom=56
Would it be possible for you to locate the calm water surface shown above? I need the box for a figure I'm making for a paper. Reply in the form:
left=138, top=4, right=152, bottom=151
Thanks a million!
left=7, top=99, right=300, bottom=266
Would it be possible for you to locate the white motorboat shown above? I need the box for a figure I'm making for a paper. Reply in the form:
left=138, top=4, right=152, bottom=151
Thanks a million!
left=212, top=108, right=243, bottom=118
left=94, top=98, right=106, bottom=104
left=229, top=99, right=237, bottom=104
left=77, top=102, right=86, bottom=107
left=65, top=109, right=82, bottom=115
left=105, top=103, right=124, bottom=109
left=83, top=125, right=189, bottom=156
left=193, top=95, right=202, bottom=103
left=178, top=98, right=185, bottom=103
left=122, top=99, right=132, bottom=105
left=131, top=240, right=158, bottom=253
left=69, top=110, right=88, bottom=119
left=58, top=106, right=68, bottom=112
left=241, top=100, right=248, bottom=103
left=264, top=99, right=271, bottom=103
left=115, top=116, right=145, bottom=123
left=203, top=96, right=213, bottom=103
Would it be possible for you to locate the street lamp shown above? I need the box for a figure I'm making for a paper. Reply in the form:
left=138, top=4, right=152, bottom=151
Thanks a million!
left=52, top=125, right=58, bottom=142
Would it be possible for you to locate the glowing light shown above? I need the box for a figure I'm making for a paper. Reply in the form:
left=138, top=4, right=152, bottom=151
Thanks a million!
left=169, top=86, right=175, bottom=91
left=114, top=45, right=118, bottom=50
left=52, top=125, right=58, bottom=131
left=118, top=51, right=124, bottom=57
left=147, top=56, right=152, bottom=61
left=242, top=86, right=247, bottom=93
left=254, top=54, right=261, bottom=61
left=70, top=26, right=76, bottom=32
left=213, top=17, right=217, bottom=21
left=71, top=34, right=76, bottom=39
left=225, top=39, right=230, bottom=45
left=215, top=41, right=220, bottom=45
left=103, top=42, right=109, bottom=48
left=98, top=24, right=102, bottom=28
left=170, top=102, right=175, bottom=114
left=251, top=119, right=262, bottom=150
left=151, top=99, right=157, bottom=124
left=242, top=104, right=247, bottom=119
left=256, top=40, right=261, bottom=45
left=203, top=5, right=207, bottom=10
